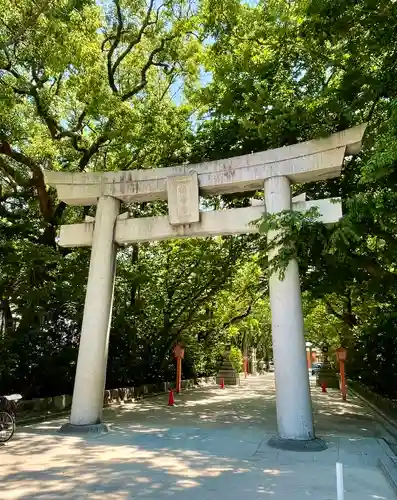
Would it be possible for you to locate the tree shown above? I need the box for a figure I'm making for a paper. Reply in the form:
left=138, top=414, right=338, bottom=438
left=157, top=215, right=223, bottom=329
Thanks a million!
left=107, top=235, right=261, bottom=386
left=0, top=0, right=203, bottom=395
left=0, top=0, right=200, bottom=243
left=191, top=0, right=397, bottom=397
left=3, top=0, right=397, bottom=401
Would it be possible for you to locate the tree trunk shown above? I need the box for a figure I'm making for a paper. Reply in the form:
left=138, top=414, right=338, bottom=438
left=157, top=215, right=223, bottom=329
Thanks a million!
left=37, top=201, right=67, bottom=248
left=0, top=299, right=14, bottom=337
left=130, top=244, right=139, bottom=306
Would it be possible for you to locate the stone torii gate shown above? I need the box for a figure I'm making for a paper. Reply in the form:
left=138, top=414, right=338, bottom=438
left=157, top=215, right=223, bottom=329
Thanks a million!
left=46, top=124, right=365, bottom=448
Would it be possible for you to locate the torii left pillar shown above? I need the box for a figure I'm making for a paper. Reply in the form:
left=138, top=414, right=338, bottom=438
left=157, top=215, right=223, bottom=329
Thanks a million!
left=61, top=196, right=120, bottom=433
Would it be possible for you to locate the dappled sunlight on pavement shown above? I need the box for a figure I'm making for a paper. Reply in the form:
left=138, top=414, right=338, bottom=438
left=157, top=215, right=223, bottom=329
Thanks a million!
left=1, top=375, right=396, bottom=499
left=310, top=379, right=389, bottom=439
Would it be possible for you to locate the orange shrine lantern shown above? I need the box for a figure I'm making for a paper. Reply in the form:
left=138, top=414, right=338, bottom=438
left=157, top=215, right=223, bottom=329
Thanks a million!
left=336, top=347, right=347, bottom=401
left=174, top=343, right=185, bottom=393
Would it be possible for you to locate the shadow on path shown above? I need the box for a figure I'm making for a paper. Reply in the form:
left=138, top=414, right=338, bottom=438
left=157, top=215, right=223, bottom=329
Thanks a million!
left=0, top=375, right=394, bottom=500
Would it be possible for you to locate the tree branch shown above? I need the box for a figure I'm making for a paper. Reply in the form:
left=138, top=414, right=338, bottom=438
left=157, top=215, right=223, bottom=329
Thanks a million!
left=0, top=0, right=50, bottom=50
left=29, top=86, right=59, bottom=139
left=110, top=0, right=157, bottom=91
left=72, top=109, right=87, bottom=133
left=78, top=133, right=109, bottom=170
left=222, top=304, right=252, bottom=329
left=324, top=299, right=343, bottom=320
left=0, top=139, right=53, bottom=221
left=172, top=268, right=235, bottom=336
left=121, top=35, right=175, bottom=101
left=106, top=0, right=124, bottom=93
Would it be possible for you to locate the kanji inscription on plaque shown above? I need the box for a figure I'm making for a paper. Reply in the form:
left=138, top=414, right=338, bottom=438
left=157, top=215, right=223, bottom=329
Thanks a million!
left=167, top=173, right=200, bottom=225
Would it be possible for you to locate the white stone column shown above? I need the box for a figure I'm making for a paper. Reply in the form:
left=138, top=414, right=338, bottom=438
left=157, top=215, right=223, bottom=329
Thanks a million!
left=264, top=176, right=315, bottom=443
left=66, top=196, right=120, bottom=429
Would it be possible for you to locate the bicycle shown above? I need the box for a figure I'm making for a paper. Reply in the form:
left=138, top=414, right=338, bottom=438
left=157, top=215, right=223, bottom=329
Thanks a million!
left=0, top=394, right=22, bottom=443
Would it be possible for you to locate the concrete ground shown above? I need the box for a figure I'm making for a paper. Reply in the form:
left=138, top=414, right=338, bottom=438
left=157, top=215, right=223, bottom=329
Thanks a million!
left=1, top=374, right=396, bottom=499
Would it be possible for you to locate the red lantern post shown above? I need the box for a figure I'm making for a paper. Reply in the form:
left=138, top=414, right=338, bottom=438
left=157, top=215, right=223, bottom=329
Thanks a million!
left=243, top=356, right=248, bottom=379
left=336, top=347, right=347, bottom=401
left=173, top=344, right=185, bottom=394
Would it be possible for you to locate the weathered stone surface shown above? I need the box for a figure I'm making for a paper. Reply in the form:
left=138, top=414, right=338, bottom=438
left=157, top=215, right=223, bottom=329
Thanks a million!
left=16, top=376, right=218, bottom=419
left=103, top=390, right=111, bottom=406
left=46, top=125, right=366, bottom=205
left=196, top=376, right=216, bottom=386
left=68, top=196, right=120, bottom=428
left=217, top=347, right=239, bottom=386
left=181, top=379, right=194, bottom=390
left=33, top=398, right=46, bottom=411
left=265, top=175, right=315, bottom=440
left=167, top=173, right=200, bottom=225
left=110, top=389, right=120, bottom=401
left=59, top=221, right=94, bottom=247
left=18, top=400, right=35, bottom=412
left=59, top=198, right=341, bottom=248
left=126, top=388, right=134, bottom=401
left=53, top=395, right=67, bottom=411
left=267, top=436, right=327, bottom=452
left=44, top=127, right=366, bottom=443
left=133, top=386, right=144, bottom=399
left=379, top=455, right=397, bottom=494
left=59, top=422, right=108, bottom=435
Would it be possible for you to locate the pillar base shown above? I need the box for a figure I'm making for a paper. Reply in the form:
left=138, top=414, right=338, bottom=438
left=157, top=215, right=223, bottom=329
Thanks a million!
left=267, top=435, right=327, bottom=452
left=59, top=422, right=108, bottom=435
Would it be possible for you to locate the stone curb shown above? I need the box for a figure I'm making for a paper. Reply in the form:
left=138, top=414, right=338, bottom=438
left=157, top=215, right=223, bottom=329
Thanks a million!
left=17, top=410, right=71, bottom=427
left=348, top=385, right=397, bottom=442
left=15, top=376, right=218, bottom=428
left=348, top=384, right=397, bottom=492
left=379, top=456, right=397, bottom=496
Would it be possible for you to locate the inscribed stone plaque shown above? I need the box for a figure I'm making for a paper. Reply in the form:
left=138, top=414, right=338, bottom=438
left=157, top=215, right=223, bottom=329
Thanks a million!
left=167, top=173, right=200, bottom=225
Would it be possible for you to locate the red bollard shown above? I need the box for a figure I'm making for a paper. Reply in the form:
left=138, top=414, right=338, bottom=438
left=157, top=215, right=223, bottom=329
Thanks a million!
left=220, top=378, right=225, bottom=389
left=168, top=389, right=175, bottom=406
left=321, top=382, right=327, bottom=393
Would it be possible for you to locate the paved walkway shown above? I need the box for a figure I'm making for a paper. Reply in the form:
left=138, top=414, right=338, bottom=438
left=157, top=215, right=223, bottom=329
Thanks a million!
left=1, top=375, right=396, bottom=499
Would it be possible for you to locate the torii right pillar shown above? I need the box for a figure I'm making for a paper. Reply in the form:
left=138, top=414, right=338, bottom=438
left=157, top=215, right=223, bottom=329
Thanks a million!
left=265, top=176, right=326, bottom=451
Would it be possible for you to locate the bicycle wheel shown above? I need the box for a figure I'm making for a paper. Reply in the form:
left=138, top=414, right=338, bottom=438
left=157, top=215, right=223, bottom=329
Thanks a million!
left=0, top=411, right=15, bottom=443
